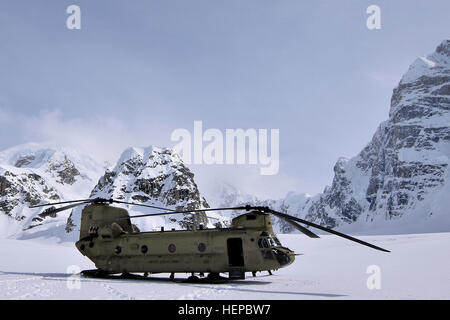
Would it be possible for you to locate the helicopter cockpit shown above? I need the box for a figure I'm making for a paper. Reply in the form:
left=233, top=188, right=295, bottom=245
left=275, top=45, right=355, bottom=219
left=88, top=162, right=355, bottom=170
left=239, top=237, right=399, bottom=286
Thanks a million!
left=257, top=231, right=292, bottom=266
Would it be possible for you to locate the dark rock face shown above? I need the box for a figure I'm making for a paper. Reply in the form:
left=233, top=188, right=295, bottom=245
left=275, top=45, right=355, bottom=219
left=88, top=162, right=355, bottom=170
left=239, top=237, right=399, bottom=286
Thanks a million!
left=47, top=156, right=81, bottom=185
left=0, top=170, right=60, bottom=219
left=89, top=147, right=209, bottom=230
left=299, top=40, right=450, bottom=229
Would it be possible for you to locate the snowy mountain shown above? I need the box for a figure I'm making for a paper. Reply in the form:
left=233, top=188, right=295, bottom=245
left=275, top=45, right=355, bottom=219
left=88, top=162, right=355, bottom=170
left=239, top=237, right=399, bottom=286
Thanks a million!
left=216, top=40, right=450, bottom=235
left=66, top=146, right=214, bottom=238
left=0, top=143, right=104, bottom=238
left=301, top=40, right=450, bottom=234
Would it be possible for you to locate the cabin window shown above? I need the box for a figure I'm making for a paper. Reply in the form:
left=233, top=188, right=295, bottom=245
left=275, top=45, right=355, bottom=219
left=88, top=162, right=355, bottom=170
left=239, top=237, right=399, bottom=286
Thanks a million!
left=246, top=215, right=256, bottom=220
left=141, top=245, right=148, bottom=254
left=115, top=246, right=121, bottom=254
left=168, top=244, right=176, bottom=253
left=198, top=243, right=206, bottom=252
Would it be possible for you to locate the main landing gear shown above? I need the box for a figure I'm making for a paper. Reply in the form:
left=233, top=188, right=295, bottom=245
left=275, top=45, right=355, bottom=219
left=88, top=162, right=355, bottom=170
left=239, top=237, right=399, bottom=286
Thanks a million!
left=81, top=269, right=109, bottom=278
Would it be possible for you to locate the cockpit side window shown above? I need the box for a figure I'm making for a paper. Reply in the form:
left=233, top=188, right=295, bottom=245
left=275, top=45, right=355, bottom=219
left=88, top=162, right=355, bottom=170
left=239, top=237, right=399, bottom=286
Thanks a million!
left=258, top=236, right=280, bottom=249
left=258, top=238, right=263, bottom=248
left=273, top=237, right=282, bottom=246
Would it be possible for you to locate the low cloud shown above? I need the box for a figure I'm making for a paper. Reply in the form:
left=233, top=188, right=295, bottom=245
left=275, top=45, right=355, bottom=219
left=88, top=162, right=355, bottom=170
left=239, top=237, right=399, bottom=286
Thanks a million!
left=0, top=108, right=134, bottom=163
left=0, top=108, right=300, bottom=200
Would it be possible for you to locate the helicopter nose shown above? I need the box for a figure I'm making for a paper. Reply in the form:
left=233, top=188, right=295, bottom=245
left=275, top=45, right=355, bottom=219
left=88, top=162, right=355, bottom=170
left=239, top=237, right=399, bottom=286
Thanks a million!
left=288, top=250, right=296, bottom=264
left=273, top=248, right=295, bottom=267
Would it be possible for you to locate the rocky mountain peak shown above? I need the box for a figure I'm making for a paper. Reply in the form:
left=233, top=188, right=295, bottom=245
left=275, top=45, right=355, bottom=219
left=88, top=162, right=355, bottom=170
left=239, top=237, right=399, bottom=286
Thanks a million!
left=0, top=143, right=103, bottom=237
left=85, top=145, right=210, bottom=232
left=397, top=39, right=449, bottom=88
left=297, top=40, right=450, bottom=234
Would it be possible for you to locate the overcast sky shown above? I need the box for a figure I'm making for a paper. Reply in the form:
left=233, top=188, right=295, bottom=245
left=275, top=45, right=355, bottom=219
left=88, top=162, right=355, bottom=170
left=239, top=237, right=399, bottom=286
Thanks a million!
left=1, top=0, right=449, bottom=199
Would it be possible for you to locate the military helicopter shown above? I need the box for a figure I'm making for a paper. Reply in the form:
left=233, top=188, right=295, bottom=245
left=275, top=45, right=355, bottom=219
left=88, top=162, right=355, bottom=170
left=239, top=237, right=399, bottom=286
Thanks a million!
left=30, top=197, right=389, bottom=281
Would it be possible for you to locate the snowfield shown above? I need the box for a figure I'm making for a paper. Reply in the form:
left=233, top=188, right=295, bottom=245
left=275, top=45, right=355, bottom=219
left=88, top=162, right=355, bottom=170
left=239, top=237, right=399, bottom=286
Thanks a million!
left=0, top=233, right=448, bottom=300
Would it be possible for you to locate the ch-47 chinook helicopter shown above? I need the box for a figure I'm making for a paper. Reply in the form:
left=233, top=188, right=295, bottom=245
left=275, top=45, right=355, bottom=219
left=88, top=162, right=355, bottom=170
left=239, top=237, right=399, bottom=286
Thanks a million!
left=30, top=197, right=389, bottom=282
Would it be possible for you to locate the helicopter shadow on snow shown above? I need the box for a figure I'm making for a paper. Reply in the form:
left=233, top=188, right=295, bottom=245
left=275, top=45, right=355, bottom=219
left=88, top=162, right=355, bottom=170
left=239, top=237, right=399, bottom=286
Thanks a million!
left=0, top=270, right=271, bottom=285
left=0, top=270, right=346, bottom=298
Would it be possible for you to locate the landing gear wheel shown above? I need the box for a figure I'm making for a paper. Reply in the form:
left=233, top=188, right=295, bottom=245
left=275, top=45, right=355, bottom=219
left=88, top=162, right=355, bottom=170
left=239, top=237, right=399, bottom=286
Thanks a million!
left=186, top=275, right=200, bottom=283
left=207, top=272, right=221, bottom=280
left=81, top=269, right=108, bottom=278
left=207, top=273, right=228, bottom=283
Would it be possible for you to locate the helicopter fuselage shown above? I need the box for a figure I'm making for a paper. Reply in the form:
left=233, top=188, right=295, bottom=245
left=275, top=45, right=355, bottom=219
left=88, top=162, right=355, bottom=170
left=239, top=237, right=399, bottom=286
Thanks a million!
left=75, top=204, right=295, bottom=279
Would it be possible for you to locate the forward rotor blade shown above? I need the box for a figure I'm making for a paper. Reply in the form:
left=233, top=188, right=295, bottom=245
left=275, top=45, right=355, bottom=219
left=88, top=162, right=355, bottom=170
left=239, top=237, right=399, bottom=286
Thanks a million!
left=129, top=206, right=320, bottom=237
left=117, top=204, right=389, bottom=252
left=38, top=201, right=91, bottom=215
left=29, top=199, right=92, bottom=208
left=267, top=209, right=390, bottom=252
left=280, top=218, right=320, bottom=238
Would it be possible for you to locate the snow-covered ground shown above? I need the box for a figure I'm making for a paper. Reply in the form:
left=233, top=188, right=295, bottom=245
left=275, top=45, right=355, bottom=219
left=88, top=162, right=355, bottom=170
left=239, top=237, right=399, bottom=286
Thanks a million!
left=0, top=232, right=448, bottom=300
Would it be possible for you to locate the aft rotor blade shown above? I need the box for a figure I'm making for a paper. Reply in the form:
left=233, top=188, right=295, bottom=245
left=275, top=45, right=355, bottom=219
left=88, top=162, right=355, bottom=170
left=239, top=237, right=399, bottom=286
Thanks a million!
left=111, top=200, right=178, bottom=212
left=112, top=200, right=224, bottom=223
left=280, top=218, right=320, bottom=238
left=125, top=206, right=247, bottom=219
left=29, top=199, right=92, bottom=208
left=38, top=201, right=91, bottom=215
left=267, top=209, right=390, bottom=252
